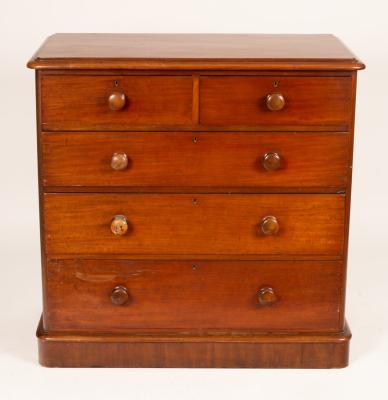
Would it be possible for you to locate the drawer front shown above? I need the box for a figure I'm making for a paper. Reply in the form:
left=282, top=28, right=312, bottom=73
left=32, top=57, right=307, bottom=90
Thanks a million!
left=41, top=75, right=193, bottom=130
left=43, top=194, right=345, bottom=257
left=200, top=76, right=352, bottom=129
left=42, top=132, right=349, bottom=190
left=45, top=259, right=343, bottom=332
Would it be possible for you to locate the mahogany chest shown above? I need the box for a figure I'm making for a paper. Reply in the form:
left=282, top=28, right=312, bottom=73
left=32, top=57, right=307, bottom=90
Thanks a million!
left=28, top=34, right=364, bottom=368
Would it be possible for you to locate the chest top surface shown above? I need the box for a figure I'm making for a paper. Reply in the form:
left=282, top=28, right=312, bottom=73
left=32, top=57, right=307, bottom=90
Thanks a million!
left=27, top=33, right=364, bottom=70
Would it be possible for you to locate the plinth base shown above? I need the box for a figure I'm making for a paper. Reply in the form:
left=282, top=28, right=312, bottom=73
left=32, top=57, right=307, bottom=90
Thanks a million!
left=37, top=317, right=351, bottom=368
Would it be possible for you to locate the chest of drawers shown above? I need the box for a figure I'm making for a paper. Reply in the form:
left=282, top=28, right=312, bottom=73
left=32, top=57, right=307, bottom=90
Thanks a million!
left=28, top=34, right=364, bottom=368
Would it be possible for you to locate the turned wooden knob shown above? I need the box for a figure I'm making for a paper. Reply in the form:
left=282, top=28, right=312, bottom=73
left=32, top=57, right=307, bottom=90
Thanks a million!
left=258, top=287, right=278, bottom=306
left=262, top=152, right=282, bottom=171
left=108, top=91, right=126, bottom=111
left=266, top=93, right=285, bottom=111
left=111, top=215, right=129, bottom=236
left=111, top=285, right=129, bottom=305
left=111, top=152, right=129, bottom=170
left=260, top=215, right=279, bottom=235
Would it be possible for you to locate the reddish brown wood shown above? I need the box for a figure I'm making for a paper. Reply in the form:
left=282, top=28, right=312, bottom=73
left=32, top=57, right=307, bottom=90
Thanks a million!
left=41, top=132, right=350, bottom=190
left=41, top=75, right=193, bottom=130
left=43, top=194, right=345, bottom=257
left=27, top=34, right=364, bottom=71
left=192, top=75, right=200, bottom=123
left=37, top=317, right=351, bottom=368
left=43, top=259, right=343, bottom=332
left=338, top=71, right=358, bottom=331
left=28, top=34, right=364, bottom=368
left=42, top=254, right=342, bottom=261
left=200, top=76, right=352, bottom=128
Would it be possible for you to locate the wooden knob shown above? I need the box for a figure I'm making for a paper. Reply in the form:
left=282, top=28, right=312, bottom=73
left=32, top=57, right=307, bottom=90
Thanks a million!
left=108, top=91, right=126, bottom=111
left=258, top=287, right=277, bottom=306
left=111, top=153, right=129, bottom=171
left=262, top=152, right=282, bottom=171
left=111, top=215, right=129, bottom=236
left=111, top=285, right=129, bottom=305
left=266, top=93, right=285, bottom=111
left=260, top=215, right=279, bottom=235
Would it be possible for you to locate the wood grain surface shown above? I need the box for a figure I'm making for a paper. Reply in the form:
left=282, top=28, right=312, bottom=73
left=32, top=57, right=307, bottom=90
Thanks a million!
left=44, top=259, right=343, bottom=332
left=27, top=34, right=365, bottom=71
left=41, top=132, right=350, bottom=190
left=200, top=76, right=352, bottom=128
left=43, top=194, right=345, bottom=257
left=41, top=75, right=193, bottom=130
left=28, top=33, right=364, bottom=368
left=37, top=317, right=351, bottom=368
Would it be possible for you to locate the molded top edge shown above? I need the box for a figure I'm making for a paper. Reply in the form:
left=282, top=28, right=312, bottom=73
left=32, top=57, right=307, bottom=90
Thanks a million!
left=27, top=33, right=365, bottom=70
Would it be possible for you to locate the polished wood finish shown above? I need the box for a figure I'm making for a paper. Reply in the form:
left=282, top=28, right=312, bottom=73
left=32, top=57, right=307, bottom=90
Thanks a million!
left=200, top=76, right=352, bottom=129
left=110, top=285, right=130, bottom=306
left=41, top=132, right=350, bottom=190
left=260, top=215, right=280, bottom=236
left=110, top=152, right=129, bottom=171
left=41, top=75, right=193, bottom=130
left=44, top=259, right=343, bottom=332
left=28, top=34, right=363, bottom=368
left=43, top=194, right=345, bottom=257
left=266, top=93, right=285, bottom=111
left=108, top=91, right=126, bottom=111
left=27, top=34, right=364, bottom=71
left=261, top=152, right=282, bottom=172
left=110, top=215, right=129, bottom=236
left=257, top=287, right=278, bottom=306
left=37, top=317, right=351, bottom=368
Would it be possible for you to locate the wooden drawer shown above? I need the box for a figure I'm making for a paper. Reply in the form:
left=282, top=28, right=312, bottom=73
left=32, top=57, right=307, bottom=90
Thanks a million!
left=41, top=132, right=349, bottom=191
left=200, top=76, right=352, bottom=129
left=43, top=194, right=345, bottom=257
left=41, top=75, right=193, bottom=131
left=44, top=259, right=343, bottom=332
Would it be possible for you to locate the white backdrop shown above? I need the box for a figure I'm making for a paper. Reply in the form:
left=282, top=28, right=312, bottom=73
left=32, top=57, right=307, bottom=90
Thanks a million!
left=1, top=0, right=387, bottom=399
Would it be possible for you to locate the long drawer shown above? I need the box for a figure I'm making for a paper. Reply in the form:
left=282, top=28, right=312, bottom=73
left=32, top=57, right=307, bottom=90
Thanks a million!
left=43, top=194, right=345, bottom=257
left=41, top=132, right=349, bottom=190
left=44, top=259, right=343, bottom=332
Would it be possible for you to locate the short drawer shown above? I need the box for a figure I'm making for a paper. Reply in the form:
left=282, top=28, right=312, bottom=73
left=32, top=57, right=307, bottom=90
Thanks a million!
left=43, top=194, right=345, bottom=257
left=41, top=132, right=349, bottom=190
left=44, top=259, right=343, bottom=332
left=40, top=75, right=193, bottom=130
left=200, top=76, right=352, bottom=129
